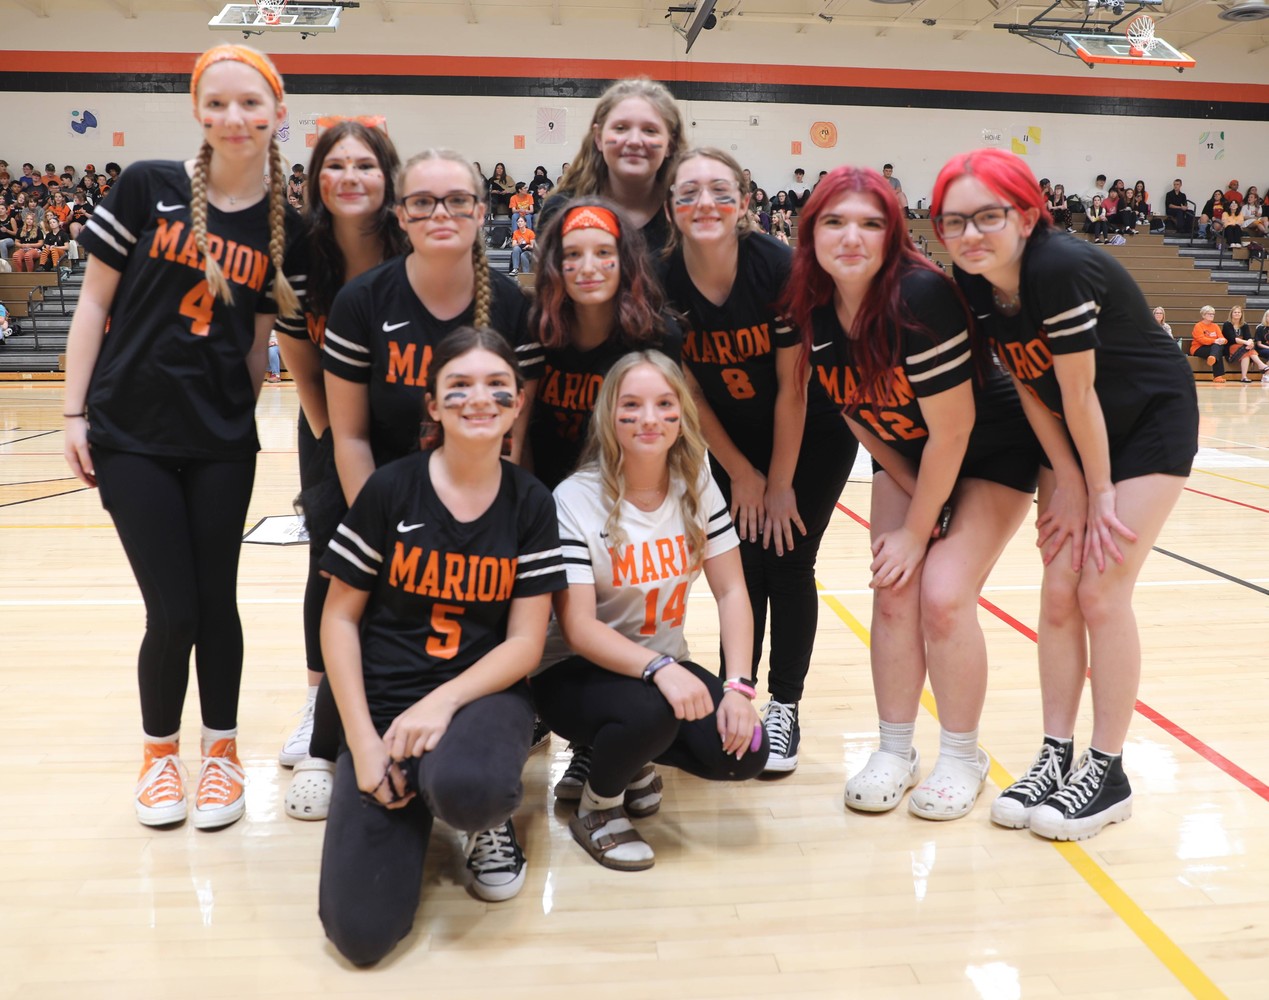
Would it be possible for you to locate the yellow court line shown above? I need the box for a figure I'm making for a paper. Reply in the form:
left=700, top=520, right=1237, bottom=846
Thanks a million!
left=1192, top=467, right=1269, bottom=491
left=816, top=582, right=1228, bottom=1000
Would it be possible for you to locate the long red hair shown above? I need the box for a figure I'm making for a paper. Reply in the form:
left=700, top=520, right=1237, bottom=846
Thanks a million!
left=784, top=165, right=948, bottom=403
left=930, top=148, right=1053, bottom=233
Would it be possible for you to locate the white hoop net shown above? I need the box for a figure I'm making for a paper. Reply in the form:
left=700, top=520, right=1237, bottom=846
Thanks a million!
left=256, top=0, right=287, bottom=24
left=1126, top=15, right=1157, bottom=56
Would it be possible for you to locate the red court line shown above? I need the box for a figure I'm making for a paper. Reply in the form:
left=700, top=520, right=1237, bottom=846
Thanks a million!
left=1183, top=485, right=1269, bottom=515
left=833, top=500, right=1269, bottom=805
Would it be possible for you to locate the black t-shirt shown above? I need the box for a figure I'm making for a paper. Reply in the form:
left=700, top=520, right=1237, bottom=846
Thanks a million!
left=1165, top=190, right=1189, bottom=212
left=322, top=255, right=539, bottom=467
left=79, top=160, right=299, bottom=459
left=954, top=229, right=1197, bottom=444
left=664, top=232, right=838, bottom=469
left=810, top=266, right=1022, bottom=464
left=528, top=316, right=683, bottom=490
left=321, top=452, right=566, bottom=733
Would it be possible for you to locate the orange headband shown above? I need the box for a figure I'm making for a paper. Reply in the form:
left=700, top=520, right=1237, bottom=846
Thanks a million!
left=190, top=45, right=285, bottom=107
left=561, top=205, right=621, bottom=238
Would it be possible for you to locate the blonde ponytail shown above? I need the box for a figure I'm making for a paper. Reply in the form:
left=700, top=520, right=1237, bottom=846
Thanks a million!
left=190, top=141, right=233, bottom=306
left=471, top=238, right=492, bottom=328
left=267, top=137, right=300, bottom=317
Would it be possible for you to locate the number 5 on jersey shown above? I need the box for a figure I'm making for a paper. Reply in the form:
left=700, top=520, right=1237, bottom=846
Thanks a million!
left=640, top=582, right=687, bottom=636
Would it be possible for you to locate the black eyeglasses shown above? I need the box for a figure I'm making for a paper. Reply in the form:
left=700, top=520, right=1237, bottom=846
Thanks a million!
left=398, top=192, right=479, bottom=221
left=932, top=205, right=1013, bottom=239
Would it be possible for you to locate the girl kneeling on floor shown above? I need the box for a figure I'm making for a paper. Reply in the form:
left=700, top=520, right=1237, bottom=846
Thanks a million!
left=318, top=327, right=565, bottom=966
left=533, top=350, right=769, bottom=872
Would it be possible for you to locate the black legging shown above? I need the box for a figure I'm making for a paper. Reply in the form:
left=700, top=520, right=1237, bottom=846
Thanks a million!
left=1192, top=343, right=1226, bottom=377
left=93, top=446, right=256, bottom=736
left=319, top=685, right=533, bottom=966
left=296, top=413, right=345, bottom=761
left=710, top=410, right=857, bottom=703
left=533, top=657, right=769, bottom=798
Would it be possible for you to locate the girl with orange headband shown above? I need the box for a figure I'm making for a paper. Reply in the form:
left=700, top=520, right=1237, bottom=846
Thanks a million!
left=62, top=44, right=300, bottom=831
left=662, top=148, right=857, bottom=776
left=522, top=197, right=682, bottom=800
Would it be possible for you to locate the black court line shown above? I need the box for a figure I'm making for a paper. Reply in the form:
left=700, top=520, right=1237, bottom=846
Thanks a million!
left=2, top=477, right=80, bottom=487
left=0, top=429, right=60, bottom=447
left=0, top=486, right=93, bottom=508
left=1154, top=546, right=1269, bottom=598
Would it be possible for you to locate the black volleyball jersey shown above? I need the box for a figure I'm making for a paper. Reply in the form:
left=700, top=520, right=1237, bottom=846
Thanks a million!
left=954, top=229, right=1196, bottom=437
left=322, top=452, right=565, bottom=733
left=664, top=233, right=837, bottom=468
left=274, top=236, right=329, bottom=349
left=79, top=159, right=299, bottom=459
left=529, top=317, right=683, bottom=490
left=322, top=256, right=540, bottom=467
left=810, top=266, right=1024, bottom=465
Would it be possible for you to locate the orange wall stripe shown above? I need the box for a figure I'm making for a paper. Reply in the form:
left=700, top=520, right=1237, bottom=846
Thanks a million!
left=4, top=50, right=1267, bottom=104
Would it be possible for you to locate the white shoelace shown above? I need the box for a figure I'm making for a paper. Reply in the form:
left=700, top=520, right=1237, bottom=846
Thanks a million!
left=137, top=754, right=186, bottom=801
left=198, top=755, right=245, bottom=806
left=762, top=701, right=796, bottom=755
left=1047, top=751, right=1108, bottom=811
left=465, top=824, right=517, bottom=873
left=1010, top=743, right=1067, bottom=800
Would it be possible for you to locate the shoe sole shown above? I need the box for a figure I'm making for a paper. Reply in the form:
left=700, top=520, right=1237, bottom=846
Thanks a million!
left=469, top=865, right=527, bottom=902
left=528, top=734, right=551, bottom=756
left=761, top=753, right=798, bottom=774
left=137, top=801, right=188, bottom=826
left=554, top=779, right=583, bottom=801
left=277, top=748, right=308, bottom=768
left=192, top=800, right=246, bottom=830
left=1030, top=795, right=1133, bottom=841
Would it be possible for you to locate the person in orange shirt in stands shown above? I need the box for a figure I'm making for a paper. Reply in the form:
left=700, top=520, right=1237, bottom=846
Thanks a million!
left=509, top=214, right=535, bottom=275
left=509, top=181, right=535, bottom=230
left=1189, top=304, right=1228, bottom=383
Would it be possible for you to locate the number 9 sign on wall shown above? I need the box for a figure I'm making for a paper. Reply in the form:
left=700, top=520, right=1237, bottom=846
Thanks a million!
left=810, top=121, right=838, bottom=149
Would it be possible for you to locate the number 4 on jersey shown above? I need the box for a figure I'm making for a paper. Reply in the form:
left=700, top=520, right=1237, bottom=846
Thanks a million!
left=640, top=581, right=688, bottom=636
left=179, top=279, right=215, bottom=336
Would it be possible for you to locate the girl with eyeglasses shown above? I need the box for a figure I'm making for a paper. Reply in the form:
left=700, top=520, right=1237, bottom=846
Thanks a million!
left=663, top=149, right=857, bottom=775
left=790, top=165, right=1038, bottom=821
left=271, top=121, right=409, bottom=820
left=322, top=148, right=543, bottom=895
left=933, top=148, right=1197, bottom=841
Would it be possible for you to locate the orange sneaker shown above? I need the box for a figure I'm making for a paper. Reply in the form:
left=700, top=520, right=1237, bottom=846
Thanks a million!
left=193, top=737, right=246, bottom=830
left=1213, top=376, right=1227, bottom=383
left=136, top=741, right=187, bottom=826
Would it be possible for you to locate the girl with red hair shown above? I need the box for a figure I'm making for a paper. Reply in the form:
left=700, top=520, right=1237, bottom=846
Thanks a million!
left=787, top=165, right=1038, bottom=821
left=932, top=148, right=1197, bottom=841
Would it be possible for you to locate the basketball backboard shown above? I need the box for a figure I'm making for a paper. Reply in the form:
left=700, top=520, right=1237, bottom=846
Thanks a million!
left=208, top=4, right=342, bottom=34
left=1061, top=31, right=1195, bottom=69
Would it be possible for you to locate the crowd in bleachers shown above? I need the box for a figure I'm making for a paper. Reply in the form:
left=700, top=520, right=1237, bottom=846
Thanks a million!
left=0, top=158, right=124, bottom=272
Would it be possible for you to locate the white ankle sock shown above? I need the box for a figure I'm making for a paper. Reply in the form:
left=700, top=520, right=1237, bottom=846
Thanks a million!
left=625, top=766, right=661, bottom=813
left=144, top=731, right=180, bottom=747
left=939, top=726, right=981, bottom=765
left=878, top=720, right=916, bottom=760
left=201, top=725, right=237, bottom=756
left=579, top=783, right=653, bottom=864
left=304, top=685, right=318, bottom=704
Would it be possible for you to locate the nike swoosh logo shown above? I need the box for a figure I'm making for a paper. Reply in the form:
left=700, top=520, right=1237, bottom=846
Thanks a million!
left=157, top=201, right=185, bottom=212
left=811, top=342, right=832, bottom=352
left=383, top=321, right=410, bottom=333
left=397, top=520, right=425, bottom=533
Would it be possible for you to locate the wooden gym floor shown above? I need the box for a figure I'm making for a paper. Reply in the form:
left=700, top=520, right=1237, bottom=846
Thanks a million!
left=1, top=381, right=1264, bottom=999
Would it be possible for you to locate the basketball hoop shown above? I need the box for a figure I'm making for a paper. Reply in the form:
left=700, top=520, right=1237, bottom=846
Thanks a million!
left=256, top=0, right=287, bottom=24
left=1126, top=14, right=1157, bottom=57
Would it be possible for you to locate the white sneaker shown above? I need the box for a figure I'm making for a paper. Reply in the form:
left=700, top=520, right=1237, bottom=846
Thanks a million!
left=465, top=821, right=527, bottom=902
left=844, top=748, right=920, bottom=813
left=278, top=692, right=316, bottom=767
left=284, top=757, right=335, bottom=821
left=908, top=749, right=990, bottom=821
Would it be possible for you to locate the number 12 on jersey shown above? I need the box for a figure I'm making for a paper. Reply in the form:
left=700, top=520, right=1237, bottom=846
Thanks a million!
left=640, top=581, right=688, bottom=636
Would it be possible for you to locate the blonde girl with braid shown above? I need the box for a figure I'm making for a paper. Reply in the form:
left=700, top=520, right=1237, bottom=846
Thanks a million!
left=321, top=148, right=541, bottom=898
left=532, top=350, right=768, bottom=872
left=62, top=44, right=302, bottom=831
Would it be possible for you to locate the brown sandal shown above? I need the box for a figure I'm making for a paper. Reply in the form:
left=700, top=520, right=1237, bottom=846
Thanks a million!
left=624, top=765, right=663, bottom=819
left=568, top=806, right=654, bottom=872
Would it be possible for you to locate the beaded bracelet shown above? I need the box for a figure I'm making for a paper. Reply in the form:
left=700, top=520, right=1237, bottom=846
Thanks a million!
left=641, top=654, right=675, bottom=683
left=722, top=677, right=757, bottom=700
